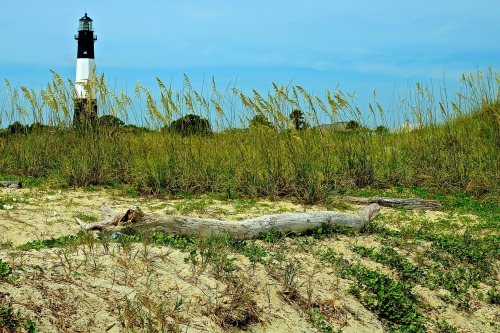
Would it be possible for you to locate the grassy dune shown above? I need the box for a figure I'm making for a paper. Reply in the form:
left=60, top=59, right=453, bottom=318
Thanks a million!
left=1, top=68, right=499, bottom=201
left=0, top=68, right=499, bottom=332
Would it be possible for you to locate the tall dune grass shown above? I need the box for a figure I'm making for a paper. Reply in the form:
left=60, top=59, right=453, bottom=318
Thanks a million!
left=0, top=68, right=499, bottom=201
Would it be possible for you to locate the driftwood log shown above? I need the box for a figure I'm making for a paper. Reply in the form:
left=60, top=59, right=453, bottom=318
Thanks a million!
left=345, top=196, right=442, bottom=211
left=76, top=203, right=381, bottom=239
left=0, top=181, right=21, bottom=189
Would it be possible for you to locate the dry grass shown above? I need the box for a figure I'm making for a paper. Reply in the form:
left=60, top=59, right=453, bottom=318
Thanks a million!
left=1, top=68, right=499, bottom=201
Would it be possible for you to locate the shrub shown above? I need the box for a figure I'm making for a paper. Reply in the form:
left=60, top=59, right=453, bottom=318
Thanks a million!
left=98, top=115, right=124, bottom=127
left=374, top=125, right=389, bottom=134
left=166, top=114, right=212, bottom=136
left=249, top=114, right=274, bottom=129
left=346, top=120, right=360, bottom=130
left=5, top=122, right=28, bottom=135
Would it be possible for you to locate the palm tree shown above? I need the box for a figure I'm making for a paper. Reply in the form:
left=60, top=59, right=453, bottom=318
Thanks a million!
left=289, top=109, right=308, bottom=131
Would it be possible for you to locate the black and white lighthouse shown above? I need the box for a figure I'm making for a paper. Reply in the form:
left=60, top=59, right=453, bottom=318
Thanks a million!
left=74, top=13, right=97, bottom=125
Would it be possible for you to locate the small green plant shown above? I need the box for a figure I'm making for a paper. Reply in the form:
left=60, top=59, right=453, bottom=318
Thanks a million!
left=307, top=307, right=342, bottom=333
left=0, top=258, right=13, bottom=281
left=0, top=306, right=38, bottom=333
left=317, top=248, right=425, bottom=332
left=487, top=287, right=500, bottom=305
left=312, top=224, right=352, bottom=239
left=433, top=319, right=458, bottom=333
left=212, top=254, right=238, bottom=280
left=18, top=234, right=80, bottom=250
left=0, top=195, right=15, bottom=210
left=348, top=266, right=425, bottom=332
left=243, top=243, right=268, bottom=265
left=262, top=229, right=285, bottom=243
left=352, top=245, right=423, bottom=282
left=149, top=232, right=195, bottom=250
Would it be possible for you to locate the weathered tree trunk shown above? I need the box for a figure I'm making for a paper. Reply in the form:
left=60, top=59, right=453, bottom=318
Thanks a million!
left=0, top=181, right=21, bottom=188
left=345, top=196, right=442, bottom=210
left=76, top=203, right=381, bottom=239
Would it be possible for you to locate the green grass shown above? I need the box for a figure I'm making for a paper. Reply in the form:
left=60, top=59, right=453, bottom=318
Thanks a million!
left=1, top=68, right=499, bottom=202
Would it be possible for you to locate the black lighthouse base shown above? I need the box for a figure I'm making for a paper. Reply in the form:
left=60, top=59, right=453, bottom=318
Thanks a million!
left=73, top=98, right=98, bottom=127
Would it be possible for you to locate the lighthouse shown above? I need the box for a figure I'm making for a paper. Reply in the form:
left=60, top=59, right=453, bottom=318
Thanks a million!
left=74, top=13, right=97, bottom=125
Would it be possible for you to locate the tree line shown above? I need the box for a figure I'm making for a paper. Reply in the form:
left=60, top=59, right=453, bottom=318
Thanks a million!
left=1, top=110, right=389, bottom=137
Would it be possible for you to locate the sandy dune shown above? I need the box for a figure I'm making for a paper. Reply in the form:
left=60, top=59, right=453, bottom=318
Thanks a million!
left=0, top=187, right=498, bottom=332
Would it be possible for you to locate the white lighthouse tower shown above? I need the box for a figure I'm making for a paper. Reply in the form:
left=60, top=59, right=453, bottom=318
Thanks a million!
left=74, top=13, right=97, bottom=125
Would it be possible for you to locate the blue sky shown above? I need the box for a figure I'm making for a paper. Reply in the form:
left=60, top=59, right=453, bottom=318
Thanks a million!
left=1, top=0, right=499, bottom=127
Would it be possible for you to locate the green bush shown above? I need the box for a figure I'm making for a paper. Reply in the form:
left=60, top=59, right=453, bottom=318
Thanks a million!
left=166, top=114, right=212, bottom=136
left=0, top=259, right=13, bottom=280
left=98, top=114, right=124, bottom=127
left=249, top=114, right=274, bottom=129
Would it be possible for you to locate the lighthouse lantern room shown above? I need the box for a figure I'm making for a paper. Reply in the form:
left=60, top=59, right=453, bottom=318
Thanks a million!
left=74, top=13, right=98, bottom=125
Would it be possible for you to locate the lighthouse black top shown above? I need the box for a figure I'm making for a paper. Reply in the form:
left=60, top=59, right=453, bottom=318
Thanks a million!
left=75, top=13, right=97, bottom=59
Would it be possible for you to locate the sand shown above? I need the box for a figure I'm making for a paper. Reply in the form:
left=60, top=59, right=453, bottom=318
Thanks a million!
left=0, top=187, right=498, bottom=332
